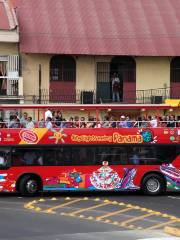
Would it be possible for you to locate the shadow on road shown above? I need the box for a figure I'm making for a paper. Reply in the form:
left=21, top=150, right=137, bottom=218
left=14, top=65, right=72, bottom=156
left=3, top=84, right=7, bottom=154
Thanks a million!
left=0, top=190, right=179, bottom=198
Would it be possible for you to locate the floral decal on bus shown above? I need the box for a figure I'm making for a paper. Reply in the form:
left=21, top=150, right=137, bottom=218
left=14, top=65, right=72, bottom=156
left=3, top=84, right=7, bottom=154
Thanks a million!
left=160, top=164, right=180, bottom=190
left=90, top=161, right=120, bottom=190
left=90, top=162, right=139, bottom=190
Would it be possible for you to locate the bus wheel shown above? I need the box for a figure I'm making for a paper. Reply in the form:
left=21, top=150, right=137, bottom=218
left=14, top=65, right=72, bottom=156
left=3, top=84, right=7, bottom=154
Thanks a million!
left=19, top=175, right=41, bottom=197
left=141, top=174, right=166, bottom=196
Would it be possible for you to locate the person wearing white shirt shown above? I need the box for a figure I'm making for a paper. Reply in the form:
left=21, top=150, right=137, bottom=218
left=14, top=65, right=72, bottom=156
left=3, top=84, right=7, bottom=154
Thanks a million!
left=150, top=116, right=158, bottom=128
left=26, top=117, right=35, bottom=129
left=45, top=109, right=53, bottom=121
left=45, top=117, right=53, bottom=129
left=20, top=112, right=28, bottom=128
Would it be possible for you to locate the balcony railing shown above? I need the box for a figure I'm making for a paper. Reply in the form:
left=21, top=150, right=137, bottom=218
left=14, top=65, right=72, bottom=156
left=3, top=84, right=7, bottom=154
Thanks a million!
left=22, top=86, right=180, bottom=104
left=0, top=77, right=19, bottom=96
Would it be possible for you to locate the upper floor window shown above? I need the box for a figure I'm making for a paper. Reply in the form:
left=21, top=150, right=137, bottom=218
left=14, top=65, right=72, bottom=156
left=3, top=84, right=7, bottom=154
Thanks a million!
left=50, top=55, right=76, bottom=82
left=171, top=57, right=180, bottom=82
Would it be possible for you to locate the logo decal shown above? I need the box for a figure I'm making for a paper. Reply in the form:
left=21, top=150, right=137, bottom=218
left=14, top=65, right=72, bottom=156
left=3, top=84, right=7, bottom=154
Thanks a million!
left=19, top=129, right=39, bottom=144
left=48, top=129, right=67, bottom=144
left=137, top=129, right=157, bottom=143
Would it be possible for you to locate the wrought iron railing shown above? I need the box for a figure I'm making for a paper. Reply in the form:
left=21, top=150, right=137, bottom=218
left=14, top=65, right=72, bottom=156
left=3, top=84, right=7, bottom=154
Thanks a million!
left=21, top=86, right=180, bottom=104
left=1, top=85, right=180, bottom=104
left=136, top=86, right=180, bottom=104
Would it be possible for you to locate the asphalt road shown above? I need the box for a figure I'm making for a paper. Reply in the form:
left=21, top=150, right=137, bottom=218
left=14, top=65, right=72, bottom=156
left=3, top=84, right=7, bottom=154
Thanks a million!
left=0, top=191, right=179, bottom=240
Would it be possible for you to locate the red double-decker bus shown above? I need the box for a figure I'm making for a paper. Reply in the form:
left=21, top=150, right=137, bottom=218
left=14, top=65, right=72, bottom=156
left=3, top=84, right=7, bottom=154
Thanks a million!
left=0, top=104, right=179, bottom=196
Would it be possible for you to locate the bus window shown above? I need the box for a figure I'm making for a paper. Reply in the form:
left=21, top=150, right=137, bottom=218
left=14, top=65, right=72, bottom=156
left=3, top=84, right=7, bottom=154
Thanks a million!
left=95, top=147, right=109, bottom=165
left=12, top=148, right=42, bottom=166
left=156, top=145, right=179, bottom=164
left=12, top=152, right=24, bottom=166
left=140, top=146, right=156, bottom=164
left=0, top=147, right=10, bottom=168
left=127, top=145, right=180, bottom=165
left=56, top=147, right=72, bottom=166
left=71, top=146, right=95, bottom=165
left=95, top=146, right=128, bottom=165
left=43, top=148, right=56, bottom=166
left=128, top=147, right=140, bottom=165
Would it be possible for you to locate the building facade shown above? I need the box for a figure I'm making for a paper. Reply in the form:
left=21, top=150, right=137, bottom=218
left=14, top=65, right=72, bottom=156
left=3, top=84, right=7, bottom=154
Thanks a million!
left=1, top=0, right=180, bottom=104
left=0, top=0, right=23, bottom=103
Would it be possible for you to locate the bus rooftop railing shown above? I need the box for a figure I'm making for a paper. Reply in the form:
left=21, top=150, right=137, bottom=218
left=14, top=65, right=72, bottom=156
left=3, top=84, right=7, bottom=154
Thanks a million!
left=1, top=121, right=179, bottom=129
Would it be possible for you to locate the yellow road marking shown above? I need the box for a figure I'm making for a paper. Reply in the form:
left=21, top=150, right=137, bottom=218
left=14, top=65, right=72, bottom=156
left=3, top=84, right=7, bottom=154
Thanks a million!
left=25, top=197, right=178, bottom=233
left=65, top=197, right=71, bottom=200
left=145, top=219, right=179, bottom=230
left=113, top=221, right=119, bottom=225
left=51, top=197, right=57, bottom=201
left=97, top=207, right=133, bottom=220
left=120, top=212, right=155, bottom=225
left=43, top=198, right=82, bottom=213
left=94, top=198, right=100, bottom=202
left=70, top=202, right=110, bottom=215
left=34, top=207, right=41, bottom=212
left=25, top=204, right=34, bottom=209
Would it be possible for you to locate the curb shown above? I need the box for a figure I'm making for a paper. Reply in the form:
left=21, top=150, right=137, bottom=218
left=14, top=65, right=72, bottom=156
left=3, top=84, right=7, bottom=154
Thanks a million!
left=164, top=226, right=180, bottom=237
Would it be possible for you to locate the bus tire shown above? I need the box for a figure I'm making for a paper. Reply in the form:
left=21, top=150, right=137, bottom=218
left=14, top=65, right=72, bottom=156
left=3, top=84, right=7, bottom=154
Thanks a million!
left=141, top=174, right=166, bottom=196
left=18, top=175, right=41, bottom=197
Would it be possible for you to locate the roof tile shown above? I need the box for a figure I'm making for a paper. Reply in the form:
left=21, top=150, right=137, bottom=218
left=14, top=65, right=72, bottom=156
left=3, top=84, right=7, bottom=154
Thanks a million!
left=15, top=0, right=180, bottom=56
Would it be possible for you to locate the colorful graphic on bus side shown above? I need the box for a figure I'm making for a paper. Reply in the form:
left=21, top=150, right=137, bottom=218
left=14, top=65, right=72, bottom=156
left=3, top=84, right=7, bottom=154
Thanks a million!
left=44, top=169, right=83, bottom=190
left=90, top=162, right=139, bottom=190
left=43, top=162, right=139, bottom=191
left=160, top=164, right=180, bottom=190
left=1, top=128, right=180, bottom=145
left=0, top=174, right=15, bottom=192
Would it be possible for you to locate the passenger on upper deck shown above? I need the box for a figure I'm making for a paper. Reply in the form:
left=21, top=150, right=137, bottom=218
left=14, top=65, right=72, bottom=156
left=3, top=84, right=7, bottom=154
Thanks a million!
left=102, top=116, right=110, bottom=128
left=25, top=116, right=34, bottom=129
left=45, top=109, right=53, bottom=121
left=118, top=115, right=127, bottom=128
left=141, top=116, right=149, bottom=128
left=126, top=116, right=133, bottom=128
left=54, top=111, right=63, bottom=127
left=20, top=112, right=28, bottom=128
left=109, top=116, right=116, bottom=128
left=168, top=115, right=176, bottom=128
left=45, top=117, right=53, bottom=129
left=150, top=116, right=158, bottom=128
left=160, top=116, right=167, bottom=127
left=9, top=115, right=20, bottom=128
left=0, top=118, right=6, bottom=128
left=80, top=117, right=86, bottom=128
